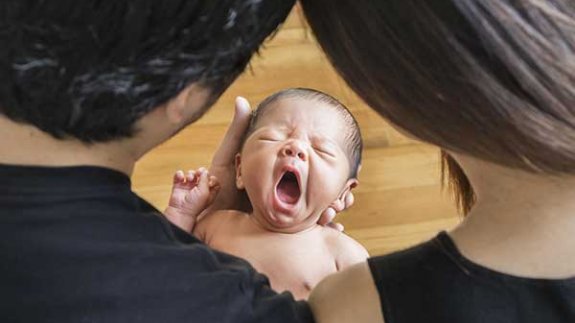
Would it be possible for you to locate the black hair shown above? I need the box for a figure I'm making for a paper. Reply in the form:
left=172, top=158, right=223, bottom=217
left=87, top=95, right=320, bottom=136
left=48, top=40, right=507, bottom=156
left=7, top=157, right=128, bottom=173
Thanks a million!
left=302, top=0, right=575, bottom=213
left=0, top=0, right=295, bottom=142
left=244, top=88, right=363, bottom=178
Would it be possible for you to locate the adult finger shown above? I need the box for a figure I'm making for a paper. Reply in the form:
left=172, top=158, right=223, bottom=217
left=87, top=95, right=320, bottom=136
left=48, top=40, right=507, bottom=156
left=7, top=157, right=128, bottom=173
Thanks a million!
left=211, top=97, right=252, bottom=167
left=318, top=207, right=336, bottom=226
left=331, top=199, right=345, bottom=213
left=325, top=222, right=345, bottom=232
left=330, top=191, right=355, bottom=213
left=344, top=191, right=355, bottom=209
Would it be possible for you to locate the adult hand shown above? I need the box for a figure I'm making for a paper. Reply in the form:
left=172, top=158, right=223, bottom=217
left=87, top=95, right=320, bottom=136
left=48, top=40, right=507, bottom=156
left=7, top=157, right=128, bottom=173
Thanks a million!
left=318, top=192, right=354, bottom=231
left=207, top=97, right=253, bottom=214
left=208, top=97, right=350, bottom=231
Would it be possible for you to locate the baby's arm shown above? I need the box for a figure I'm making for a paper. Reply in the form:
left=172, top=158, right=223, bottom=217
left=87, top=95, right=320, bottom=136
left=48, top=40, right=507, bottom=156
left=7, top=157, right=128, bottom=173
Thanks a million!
left=164, top=168, right=220, bottom=233
left=328, top=232, right=370, bottom=271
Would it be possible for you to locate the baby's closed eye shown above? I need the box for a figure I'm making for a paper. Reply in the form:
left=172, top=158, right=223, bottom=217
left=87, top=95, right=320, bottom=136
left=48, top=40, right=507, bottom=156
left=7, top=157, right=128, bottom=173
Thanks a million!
left=257, top=131, right=285, bottom=142
left=314, top=145, right=336, bottom=157
left=259, top=136, right=281, bottom=142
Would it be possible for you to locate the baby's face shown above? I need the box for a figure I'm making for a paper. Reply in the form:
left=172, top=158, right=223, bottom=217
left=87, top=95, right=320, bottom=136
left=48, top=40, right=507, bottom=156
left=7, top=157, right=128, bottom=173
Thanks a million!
left=236, top=97, right=355, bottom=233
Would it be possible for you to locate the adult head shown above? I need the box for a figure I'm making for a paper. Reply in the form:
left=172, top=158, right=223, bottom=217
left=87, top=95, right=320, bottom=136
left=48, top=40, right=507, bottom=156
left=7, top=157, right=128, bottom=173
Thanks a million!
left=0, top=0, right=294, bottom=162
left=298, top=3, right=575, bottom=322
left=301, top=0, right=575, bottom=212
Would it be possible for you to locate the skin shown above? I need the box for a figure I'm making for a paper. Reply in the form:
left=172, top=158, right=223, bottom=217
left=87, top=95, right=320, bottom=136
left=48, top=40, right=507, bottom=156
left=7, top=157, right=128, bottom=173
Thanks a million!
left=194, top=209, right=367, bottom=300
left=235, top=98, right=358, bottom=234
left=166, top=97, right=368, bottom=300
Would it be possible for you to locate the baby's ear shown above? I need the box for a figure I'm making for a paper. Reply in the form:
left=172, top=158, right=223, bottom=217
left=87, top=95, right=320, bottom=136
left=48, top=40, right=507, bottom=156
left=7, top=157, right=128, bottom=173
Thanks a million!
left=334, top=178, right=359, bottom=208
left=235, top=153, right=245, bottom=190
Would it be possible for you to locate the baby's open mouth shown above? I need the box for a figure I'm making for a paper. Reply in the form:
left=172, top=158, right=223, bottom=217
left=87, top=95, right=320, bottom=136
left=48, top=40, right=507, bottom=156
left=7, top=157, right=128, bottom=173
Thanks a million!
left=276, top=171, right=301, bottom=204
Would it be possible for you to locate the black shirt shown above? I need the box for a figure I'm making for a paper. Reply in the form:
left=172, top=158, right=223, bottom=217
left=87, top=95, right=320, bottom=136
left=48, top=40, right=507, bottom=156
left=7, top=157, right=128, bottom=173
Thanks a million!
left=0, top=164, right=313, bottom=323
left=369, top=232, right=575, bottom=323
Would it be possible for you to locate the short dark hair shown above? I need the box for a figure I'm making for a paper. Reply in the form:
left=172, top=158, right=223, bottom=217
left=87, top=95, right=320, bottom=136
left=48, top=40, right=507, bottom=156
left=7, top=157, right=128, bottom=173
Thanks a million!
left=0, top=0, right=294, bottom=142
left=302, top=0, right=575, bottom=213
left=244, top=88, right=363, bottom=178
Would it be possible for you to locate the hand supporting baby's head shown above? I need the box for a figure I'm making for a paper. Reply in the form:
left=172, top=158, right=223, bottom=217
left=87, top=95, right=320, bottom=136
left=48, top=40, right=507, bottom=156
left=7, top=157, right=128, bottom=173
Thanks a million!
left=235, top=88, right=363, bottom=233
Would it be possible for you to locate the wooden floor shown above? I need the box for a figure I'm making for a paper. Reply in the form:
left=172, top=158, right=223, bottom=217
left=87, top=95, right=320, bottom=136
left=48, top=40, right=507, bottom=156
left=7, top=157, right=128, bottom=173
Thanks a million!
left=132, top=6, right=460, bottom=256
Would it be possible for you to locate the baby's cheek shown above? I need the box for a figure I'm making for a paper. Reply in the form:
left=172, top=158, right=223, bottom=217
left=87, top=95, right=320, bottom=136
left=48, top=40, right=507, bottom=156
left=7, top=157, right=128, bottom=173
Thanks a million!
left=313, top=177, right=343, bottom=204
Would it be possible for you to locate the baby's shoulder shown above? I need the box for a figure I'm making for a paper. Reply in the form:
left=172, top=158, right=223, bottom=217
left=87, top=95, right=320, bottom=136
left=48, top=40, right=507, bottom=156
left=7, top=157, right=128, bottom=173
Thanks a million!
left=320, top=228, right=362, bottom=251
left=319, top=227, right=369, bottom=268
left=194, top=210, right=250, bottom=241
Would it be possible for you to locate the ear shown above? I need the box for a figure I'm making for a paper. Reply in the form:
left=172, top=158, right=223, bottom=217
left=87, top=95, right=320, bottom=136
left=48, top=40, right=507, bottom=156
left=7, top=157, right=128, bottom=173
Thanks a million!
left=235, top=153, right=245, bottom=190
left=164, top=86, right=192, bottom=124
left=164, top=83, right=211, bottom=124
left=335, top=178, right=359, bottom=207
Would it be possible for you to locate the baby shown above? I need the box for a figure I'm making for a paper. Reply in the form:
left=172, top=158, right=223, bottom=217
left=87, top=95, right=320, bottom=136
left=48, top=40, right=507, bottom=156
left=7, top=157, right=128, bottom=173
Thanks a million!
left=164, top=88, right=368, bottom=300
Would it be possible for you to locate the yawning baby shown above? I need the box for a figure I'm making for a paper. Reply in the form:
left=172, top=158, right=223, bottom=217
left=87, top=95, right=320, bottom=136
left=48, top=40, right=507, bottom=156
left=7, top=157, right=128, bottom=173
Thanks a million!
left=164, top=88, right=368, bottom=300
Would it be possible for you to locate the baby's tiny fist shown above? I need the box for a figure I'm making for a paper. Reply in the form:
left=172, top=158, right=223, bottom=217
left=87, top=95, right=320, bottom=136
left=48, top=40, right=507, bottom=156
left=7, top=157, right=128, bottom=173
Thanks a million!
left=164, top=167, right=216, bottom=232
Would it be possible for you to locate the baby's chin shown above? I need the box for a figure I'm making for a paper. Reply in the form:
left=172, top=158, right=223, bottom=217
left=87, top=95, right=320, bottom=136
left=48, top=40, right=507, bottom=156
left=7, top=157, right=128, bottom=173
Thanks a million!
left=258, top=212, right=320, bottom=234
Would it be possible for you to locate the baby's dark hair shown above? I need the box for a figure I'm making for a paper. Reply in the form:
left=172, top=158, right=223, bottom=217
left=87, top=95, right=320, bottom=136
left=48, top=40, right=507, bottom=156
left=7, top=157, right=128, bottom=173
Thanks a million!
left=244, top=88, right=363, bottom=178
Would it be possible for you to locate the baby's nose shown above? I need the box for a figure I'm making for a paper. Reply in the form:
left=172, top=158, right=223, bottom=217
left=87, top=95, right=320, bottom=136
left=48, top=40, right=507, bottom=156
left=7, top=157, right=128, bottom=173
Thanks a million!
left=282, top=142, right=307, bottom=161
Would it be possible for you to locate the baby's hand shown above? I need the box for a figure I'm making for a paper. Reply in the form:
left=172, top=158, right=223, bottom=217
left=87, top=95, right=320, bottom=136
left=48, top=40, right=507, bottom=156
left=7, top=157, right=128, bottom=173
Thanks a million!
left=164, top=168, right=220, bottom=233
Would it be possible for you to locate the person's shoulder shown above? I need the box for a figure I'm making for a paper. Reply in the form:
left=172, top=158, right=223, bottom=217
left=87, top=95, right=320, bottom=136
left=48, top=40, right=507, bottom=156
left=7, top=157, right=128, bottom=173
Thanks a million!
left=321, top=228, right=369, bottom=269
left=193, top=209, right=249, bottom=242
left=323, top=228, right=367, bottom=253
left=309, top=262, right=385, bottom=323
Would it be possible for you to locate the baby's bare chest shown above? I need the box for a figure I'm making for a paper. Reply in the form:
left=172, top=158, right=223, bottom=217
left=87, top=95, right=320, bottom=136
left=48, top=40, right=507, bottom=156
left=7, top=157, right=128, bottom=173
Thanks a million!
left=208, top=228, right=337, bottom=296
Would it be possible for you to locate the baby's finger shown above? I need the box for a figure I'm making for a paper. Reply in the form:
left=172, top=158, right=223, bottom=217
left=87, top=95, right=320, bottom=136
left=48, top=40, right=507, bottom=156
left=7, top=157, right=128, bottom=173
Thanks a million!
left=208, top=175, right=219, bottom=188
left=206, top=184, right=220, bottom=205
left=173, top=170, right=185, bottom=184
left=186, top=170, right=197, bottom=184
left=197, top=169, right=210, bottom=193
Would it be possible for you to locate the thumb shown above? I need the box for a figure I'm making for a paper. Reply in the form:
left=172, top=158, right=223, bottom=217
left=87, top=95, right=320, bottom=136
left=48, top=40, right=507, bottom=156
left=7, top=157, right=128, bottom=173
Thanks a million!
left=211, top=97, right=252, bottom=167
left=197, top=170, right=210, bottom=194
